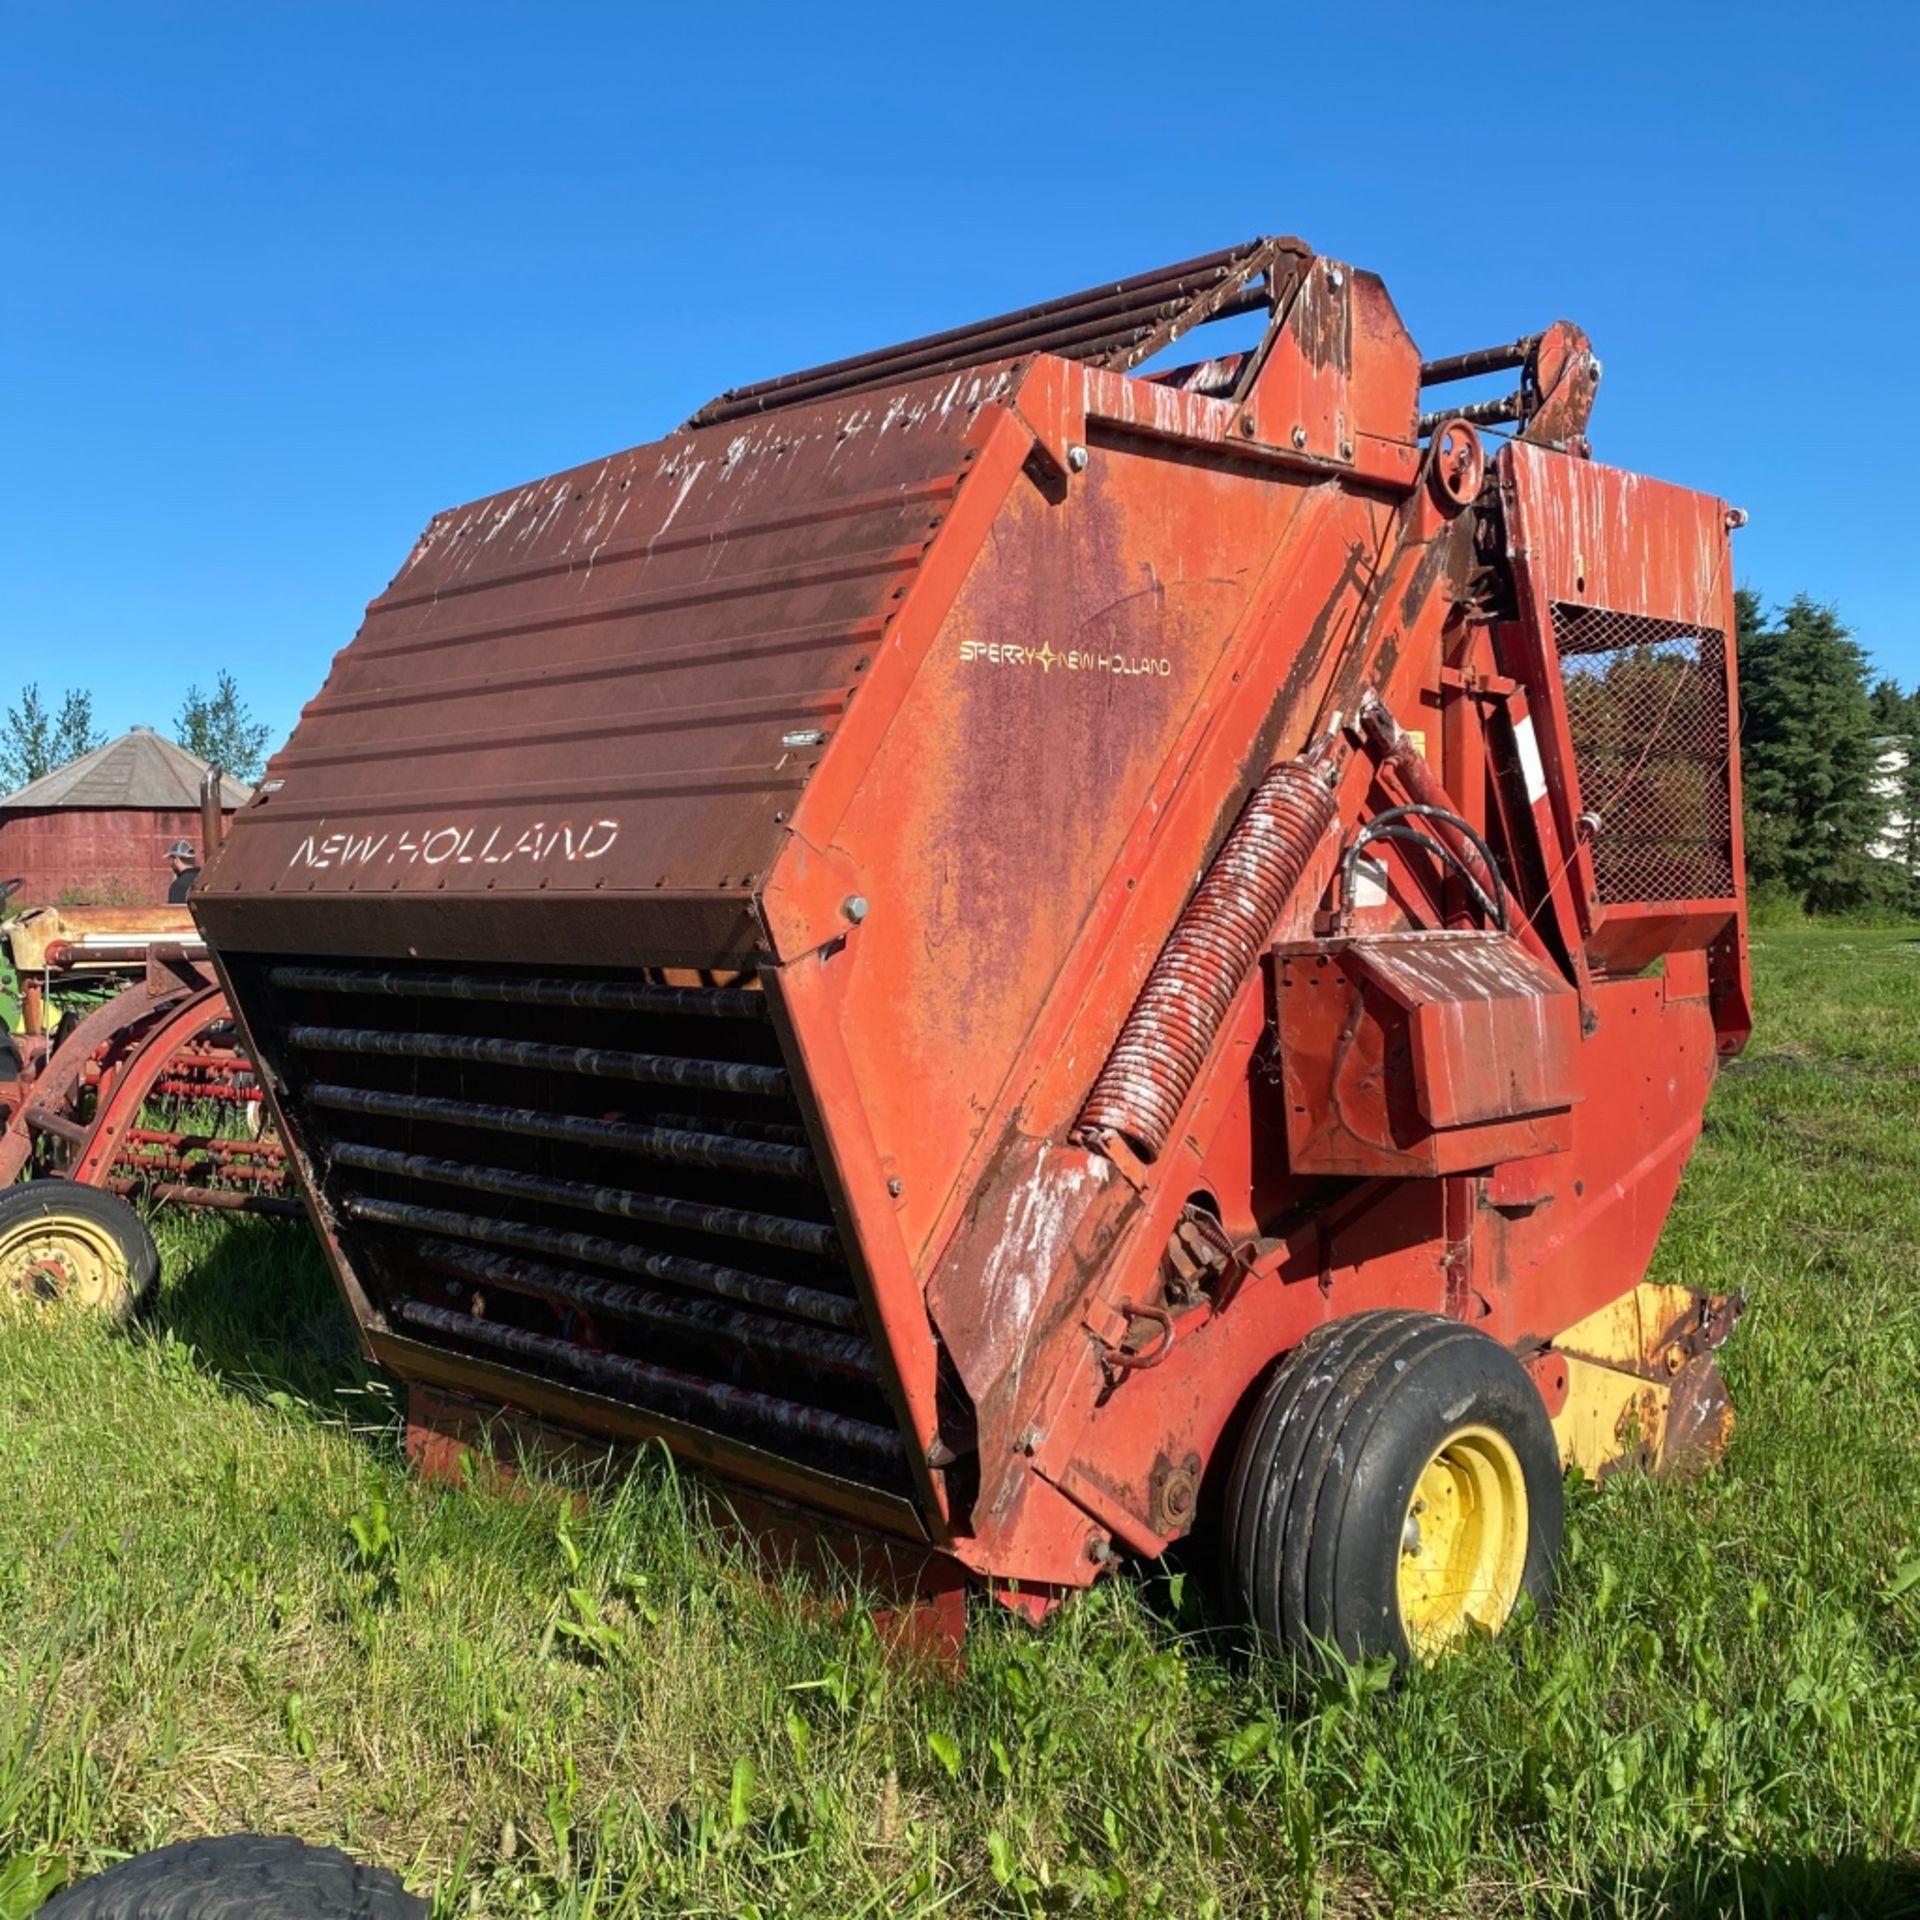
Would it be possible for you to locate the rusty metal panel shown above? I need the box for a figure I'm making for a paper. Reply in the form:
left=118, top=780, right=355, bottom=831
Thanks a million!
left=1353, top=932, right=1582, bottom=1129
left=1504, top=440, right=1732, bottom=628
left=199, top=368, right=1019, bottom=931
left=1272, top=932, right=1579, bottom=1176
left=804, top=434, right=1329, bottom=1264
left=0, top=807, right=229, bottom=907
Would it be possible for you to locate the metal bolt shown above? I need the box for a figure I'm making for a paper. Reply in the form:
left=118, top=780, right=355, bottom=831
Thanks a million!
left=1291, top=425, right=1308, bottom=450
left=1239, top=412, right=1258, bottom=437
left=887, top=1176, right=903, bottom=1198
left=1086, top=1535, right=1113, bottom=1565
left=1328, top=266, right=1345, bottom=289
left=1018, top=1427, right=1042, bottom=1455
left=842, top=894, right=869, bottom=924
left=1066, top=443, right=1089, bottom=472
left=1339, top=440, right=1354, bottom=460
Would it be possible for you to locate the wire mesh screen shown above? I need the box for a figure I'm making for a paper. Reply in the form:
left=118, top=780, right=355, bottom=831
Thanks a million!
left=1552, top=604, right=1735, bottom=904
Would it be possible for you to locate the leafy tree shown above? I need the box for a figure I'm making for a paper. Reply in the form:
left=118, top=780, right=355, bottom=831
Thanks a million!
left=1737, top=595, right=1888, bottom=913
left=52, top=689, right=103, bottom=767
left=176, top=671, right=271, bottom=784
left=0, top=687, right=52, bottom=792
left=0, top=682, right=105, bottom=790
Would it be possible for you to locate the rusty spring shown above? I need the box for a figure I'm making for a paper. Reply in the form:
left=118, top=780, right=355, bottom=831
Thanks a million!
left=1075, top=758, right=1337, bottom=1162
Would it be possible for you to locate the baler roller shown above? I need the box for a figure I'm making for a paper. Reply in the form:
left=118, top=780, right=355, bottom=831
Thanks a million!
left=688, top=235, right=1307, bottom=426
left=649, top=1111, right=811, bottom=1147
left=288, top=1025, right=789, bottom=1098
left=1419, top=338, right=1538, bottom=386
left=415, top=1238, right=880, bottom=1382
left=1417, top=393, right=1526, bottom=435
left=394, top=1300, right=904, bottom=1465
left=1077, top=758, right=1338, bottom=1161
left=308, top=1084, right=816, bottom=1181
left=331, top=1139, right=843, bottom=1258
left=267, top=965, right=767, bottom=1022
left=345, top=1193, right=865, bottom=1331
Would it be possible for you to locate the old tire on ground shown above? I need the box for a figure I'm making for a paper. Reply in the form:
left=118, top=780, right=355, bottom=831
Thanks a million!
left=1224, top=1309, right=1563, bottom=1665
left=38, top=1835, right=427, bottom=1918
left=0, top=1181, right=160, bottom=1325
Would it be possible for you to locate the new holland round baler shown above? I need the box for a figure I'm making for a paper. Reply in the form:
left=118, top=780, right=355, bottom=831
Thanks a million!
left=193, top=237, right=1750, bottom=1660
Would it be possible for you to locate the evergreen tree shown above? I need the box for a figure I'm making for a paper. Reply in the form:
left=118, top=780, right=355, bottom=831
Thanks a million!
left=1869, top=677, right=1911, bottom=730
left=1737, top=595, right=1887, bottom=912
left=176, top=671, right=271, bottom=783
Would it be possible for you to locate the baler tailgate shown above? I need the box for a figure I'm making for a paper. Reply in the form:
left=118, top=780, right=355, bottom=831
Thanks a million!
left=245, top=959, right=910, bottom=1494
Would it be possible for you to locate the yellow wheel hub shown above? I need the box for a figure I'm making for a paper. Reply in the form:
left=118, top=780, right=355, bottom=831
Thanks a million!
left=0, top=1212, right=131, bottom=1315
left=1395, top=1424, right=1528, bottom=1657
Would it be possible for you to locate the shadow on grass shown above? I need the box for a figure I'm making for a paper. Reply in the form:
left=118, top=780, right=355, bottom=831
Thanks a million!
left=148, top=1210, right=386, bottom=1424
left=1587, top=1852, right=1920, bottom=1919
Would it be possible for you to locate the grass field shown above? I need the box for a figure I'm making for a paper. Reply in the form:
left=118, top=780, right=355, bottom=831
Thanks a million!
left=1, top=926, right=1917, bottom=1918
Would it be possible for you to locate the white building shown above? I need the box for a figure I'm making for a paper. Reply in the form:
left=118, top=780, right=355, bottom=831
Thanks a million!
left=1870, top=734, right=1915, bottom=870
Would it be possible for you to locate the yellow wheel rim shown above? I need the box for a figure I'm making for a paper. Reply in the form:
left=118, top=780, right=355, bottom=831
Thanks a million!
left=1395, top=1424, right=1529, bottom=1657
left=0, top=1211, right=131, bottom=1314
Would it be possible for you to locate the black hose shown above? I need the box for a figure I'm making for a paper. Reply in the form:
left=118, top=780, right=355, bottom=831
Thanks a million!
left=1340, top=804, right=1511, bottom=931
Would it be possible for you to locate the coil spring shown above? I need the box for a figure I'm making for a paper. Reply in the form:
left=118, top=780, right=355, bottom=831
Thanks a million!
left=1075, top=758, right=1337, bottom=1162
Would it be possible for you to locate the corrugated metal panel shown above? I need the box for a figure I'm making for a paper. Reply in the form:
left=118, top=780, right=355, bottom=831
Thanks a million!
left=204, top=368, right=1015, bottom=919
left=0, top=806, right=231, bottom=906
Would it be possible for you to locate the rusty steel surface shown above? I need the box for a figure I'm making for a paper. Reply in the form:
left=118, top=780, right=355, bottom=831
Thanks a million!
left=193, top=232, right=1751, bottom=1599
left=1272, top=932, right=1582, bottom=1177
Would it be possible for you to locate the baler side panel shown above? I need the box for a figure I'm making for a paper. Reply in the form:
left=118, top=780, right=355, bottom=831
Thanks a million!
left=809, top=443, right=1317, bottom=1266
left=1477, top=966, right=1723, bottom=1349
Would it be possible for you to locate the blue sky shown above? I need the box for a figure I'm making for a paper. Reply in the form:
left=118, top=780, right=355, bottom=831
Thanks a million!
left=4, top=2, right=1914, bottom=757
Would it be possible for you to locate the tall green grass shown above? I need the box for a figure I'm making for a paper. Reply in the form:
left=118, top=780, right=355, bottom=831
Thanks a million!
left=1, top=928, right=1917, bottom=1917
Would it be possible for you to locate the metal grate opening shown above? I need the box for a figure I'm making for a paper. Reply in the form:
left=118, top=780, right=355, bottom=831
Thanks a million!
left=1551, top=605, right=1735, bottom=904
left=234, top=958, right=907, bottom=1491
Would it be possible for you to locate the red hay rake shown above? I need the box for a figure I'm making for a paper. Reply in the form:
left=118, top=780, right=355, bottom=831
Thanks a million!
left=0, top=960, right=292, bottom=1217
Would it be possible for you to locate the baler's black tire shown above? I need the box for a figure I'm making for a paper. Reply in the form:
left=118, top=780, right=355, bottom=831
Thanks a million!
left=1224, top=1310, right=1562, bottom=1666
left=0, top=1180, right=160, bottom=1325
left=38, top=1835, right=427, bottom=1918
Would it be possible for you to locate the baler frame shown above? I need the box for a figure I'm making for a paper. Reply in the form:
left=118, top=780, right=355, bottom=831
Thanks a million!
left=191, top=231, right=1751, bottom=1647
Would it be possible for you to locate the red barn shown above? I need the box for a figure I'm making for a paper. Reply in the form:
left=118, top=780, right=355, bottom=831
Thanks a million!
left=0, top=727, right=253, bottom=906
